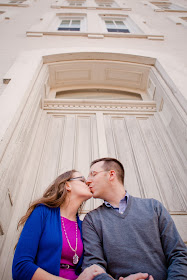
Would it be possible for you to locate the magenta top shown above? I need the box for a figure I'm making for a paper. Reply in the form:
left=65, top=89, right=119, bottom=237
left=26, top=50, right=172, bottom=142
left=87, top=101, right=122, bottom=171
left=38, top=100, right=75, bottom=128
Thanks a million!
left=59, top=217, right=83, bottom=280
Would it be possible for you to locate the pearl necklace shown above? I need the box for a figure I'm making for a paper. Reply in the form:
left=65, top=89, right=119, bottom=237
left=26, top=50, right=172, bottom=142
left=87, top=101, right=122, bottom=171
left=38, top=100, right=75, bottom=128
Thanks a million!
left=61, top=217, right=79, bottom=264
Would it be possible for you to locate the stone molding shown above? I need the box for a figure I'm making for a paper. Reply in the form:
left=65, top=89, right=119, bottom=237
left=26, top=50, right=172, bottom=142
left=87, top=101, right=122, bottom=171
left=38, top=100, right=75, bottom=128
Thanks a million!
left=43, top=99, right=157, bottom=114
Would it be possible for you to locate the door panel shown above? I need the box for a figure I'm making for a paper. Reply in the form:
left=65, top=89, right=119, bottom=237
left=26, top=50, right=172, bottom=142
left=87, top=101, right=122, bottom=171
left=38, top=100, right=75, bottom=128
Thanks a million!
left=32, top=116, right=65, bottom=200
left=138, top=117, right=186, bottom=212
left=104, top=115, right=141, bottom=197
left=125, top=116, right=163, bottom=201
left=104, top=114, right=186, bottom=213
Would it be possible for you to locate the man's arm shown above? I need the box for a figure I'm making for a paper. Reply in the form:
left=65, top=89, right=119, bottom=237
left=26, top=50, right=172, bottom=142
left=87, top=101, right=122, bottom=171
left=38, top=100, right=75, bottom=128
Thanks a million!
left=82, top=212, right=107, bottom=272
left=156, top=201, right=187, bottom=279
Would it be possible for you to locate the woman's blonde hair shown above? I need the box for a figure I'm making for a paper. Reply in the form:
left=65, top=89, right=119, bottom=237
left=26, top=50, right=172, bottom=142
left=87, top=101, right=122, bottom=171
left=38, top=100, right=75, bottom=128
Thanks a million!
left=17, top=169, right=76, bottom=229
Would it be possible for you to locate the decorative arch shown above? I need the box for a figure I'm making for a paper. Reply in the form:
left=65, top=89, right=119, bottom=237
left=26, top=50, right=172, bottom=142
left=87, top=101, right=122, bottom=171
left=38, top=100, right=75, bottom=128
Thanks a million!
left=0, top=51, right=186, bottom=279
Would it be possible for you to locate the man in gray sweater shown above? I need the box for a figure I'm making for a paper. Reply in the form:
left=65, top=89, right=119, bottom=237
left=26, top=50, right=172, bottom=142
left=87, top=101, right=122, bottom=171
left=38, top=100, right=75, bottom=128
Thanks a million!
left=82, top=157, right=187, bottom=280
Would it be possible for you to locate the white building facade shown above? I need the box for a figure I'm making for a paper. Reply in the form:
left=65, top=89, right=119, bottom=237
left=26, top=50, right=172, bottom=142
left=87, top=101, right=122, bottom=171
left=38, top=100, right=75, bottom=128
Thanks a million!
left=0, top=0, right=187, bottom=279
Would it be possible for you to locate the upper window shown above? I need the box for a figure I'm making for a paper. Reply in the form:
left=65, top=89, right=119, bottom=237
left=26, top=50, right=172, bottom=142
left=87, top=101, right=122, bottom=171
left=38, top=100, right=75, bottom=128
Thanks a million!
left=96, top=1, right=117, bottom=8
left=68, top=1, right=85, bottom=7
left=58, top=19, right=81, bottom=31
left=105, top=19, right=130, bottom=33
left=57, top=15, right=86, bottom=32
left=102, top=16, right=142, bottom=34
left=151, top=2, right=186, bottom=11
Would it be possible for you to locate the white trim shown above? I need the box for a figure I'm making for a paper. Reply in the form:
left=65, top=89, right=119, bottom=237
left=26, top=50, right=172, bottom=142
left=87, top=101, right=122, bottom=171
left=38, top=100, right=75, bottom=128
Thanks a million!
left=43, top=99, right=157, bottom=115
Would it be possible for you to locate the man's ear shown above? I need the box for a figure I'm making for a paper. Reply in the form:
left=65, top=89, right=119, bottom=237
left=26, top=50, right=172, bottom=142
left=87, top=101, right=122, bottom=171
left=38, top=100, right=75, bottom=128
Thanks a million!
left=65, top=182, right=72, bottom=191
left=109, top=170, right=116, bottom=181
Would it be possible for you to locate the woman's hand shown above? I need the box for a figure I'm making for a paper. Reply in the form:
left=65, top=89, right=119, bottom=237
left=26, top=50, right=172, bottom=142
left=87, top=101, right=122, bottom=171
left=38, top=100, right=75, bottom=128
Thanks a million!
left=77, top=265, right=105, bottom=280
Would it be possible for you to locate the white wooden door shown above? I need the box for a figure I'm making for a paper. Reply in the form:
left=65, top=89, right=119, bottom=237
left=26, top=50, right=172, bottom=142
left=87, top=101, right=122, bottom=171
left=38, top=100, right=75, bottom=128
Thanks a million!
left=28, top=110, right=186, bottom=224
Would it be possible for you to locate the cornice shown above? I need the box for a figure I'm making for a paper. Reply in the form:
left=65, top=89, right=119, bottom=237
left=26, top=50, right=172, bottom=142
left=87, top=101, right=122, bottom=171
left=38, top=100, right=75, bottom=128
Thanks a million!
left=43, top=99, right=157, bottom=114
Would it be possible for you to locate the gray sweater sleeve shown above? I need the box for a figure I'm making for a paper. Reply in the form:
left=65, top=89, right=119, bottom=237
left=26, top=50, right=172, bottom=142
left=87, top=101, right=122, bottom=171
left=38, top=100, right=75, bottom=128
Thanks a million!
left=82, top=212, right=111, bottom=280
left=156, top=201, right=187, bottom=279
left=82, top=212, right=107, bottom=270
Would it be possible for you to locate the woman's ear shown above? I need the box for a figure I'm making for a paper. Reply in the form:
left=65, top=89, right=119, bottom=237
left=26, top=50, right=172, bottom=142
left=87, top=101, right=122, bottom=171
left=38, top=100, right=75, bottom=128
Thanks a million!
left=65, top=182, right=72, bottom=192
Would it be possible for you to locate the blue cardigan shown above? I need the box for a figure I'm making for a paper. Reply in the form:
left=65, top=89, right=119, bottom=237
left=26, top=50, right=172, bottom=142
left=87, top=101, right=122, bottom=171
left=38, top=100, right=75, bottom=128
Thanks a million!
left=12, top=205, right=83, bottom=280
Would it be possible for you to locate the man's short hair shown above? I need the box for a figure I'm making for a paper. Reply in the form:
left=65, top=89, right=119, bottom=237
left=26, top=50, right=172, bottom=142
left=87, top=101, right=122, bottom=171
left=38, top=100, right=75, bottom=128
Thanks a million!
left=90, top=157, right=125, bottom=185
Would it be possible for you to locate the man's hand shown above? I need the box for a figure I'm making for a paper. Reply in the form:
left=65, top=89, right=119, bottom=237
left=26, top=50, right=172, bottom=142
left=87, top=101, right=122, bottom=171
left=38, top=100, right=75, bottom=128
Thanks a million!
left=77, top=264, right=105, bottom=280
left=119, top=273, right=154, bottom=280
